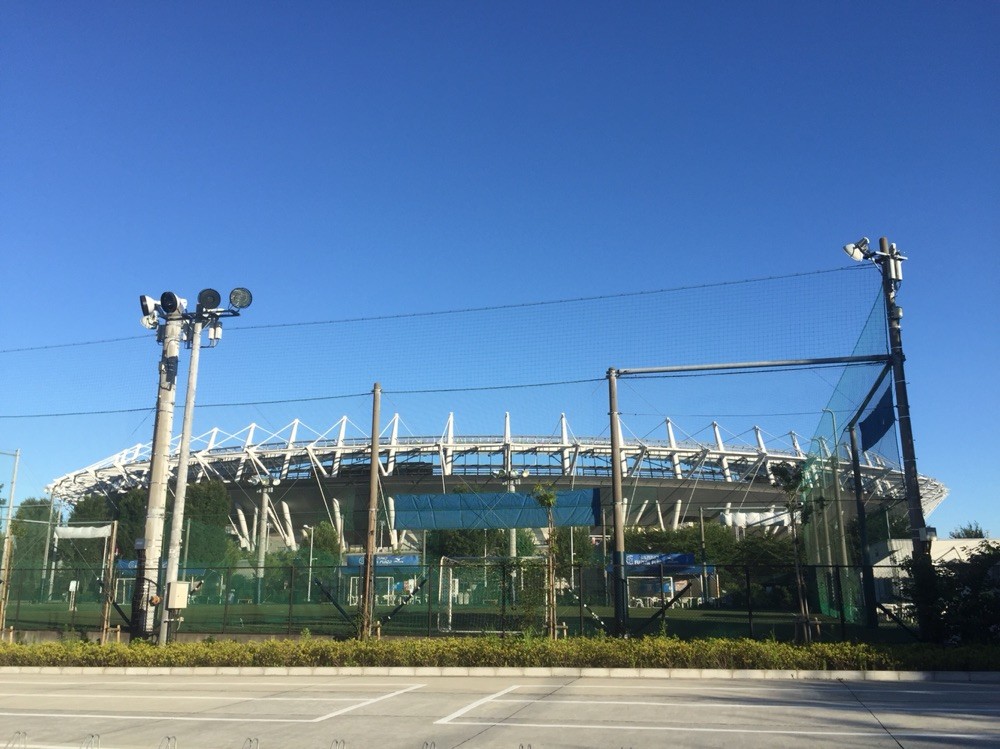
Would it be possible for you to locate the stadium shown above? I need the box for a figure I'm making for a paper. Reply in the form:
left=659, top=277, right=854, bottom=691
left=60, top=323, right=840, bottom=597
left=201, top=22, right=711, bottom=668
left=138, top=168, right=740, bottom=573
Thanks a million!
left=46, top=410, right=949, bottom=555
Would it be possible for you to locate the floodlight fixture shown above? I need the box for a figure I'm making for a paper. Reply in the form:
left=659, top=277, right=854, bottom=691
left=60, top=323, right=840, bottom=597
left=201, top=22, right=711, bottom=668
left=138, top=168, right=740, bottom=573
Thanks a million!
left=159, top=292, right=186, bottom=315
left=140, top=313, right=158, bottom=330
left=197, top=288, right=222, bottom=311
left=139, top=295, right=158, bottom=317
left=843, top=236, right=871, bottom=261
left=229, top=287, right=253, bottom=310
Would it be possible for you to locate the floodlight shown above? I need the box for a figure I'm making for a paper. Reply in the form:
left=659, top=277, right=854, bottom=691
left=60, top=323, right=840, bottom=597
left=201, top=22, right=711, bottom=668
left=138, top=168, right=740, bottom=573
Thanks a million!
left=842, top=236, right=870, bottom=261
left=140, top=313, right=158, bottom=330
left=197, top=288, right=222, bottom=310
left=159, top=292, right=187, bottom=315
left=139, top=295, right=158, bottom=316
left=229, top=287, right=253, bottom=310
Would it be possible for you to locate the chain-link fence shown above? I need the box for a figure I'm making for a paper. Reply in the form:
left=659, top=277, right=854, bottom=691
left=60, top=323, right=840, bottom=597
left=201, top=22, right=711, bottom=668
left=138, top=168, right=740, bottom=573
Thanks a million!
left=0, top=558, right=920, bottom=644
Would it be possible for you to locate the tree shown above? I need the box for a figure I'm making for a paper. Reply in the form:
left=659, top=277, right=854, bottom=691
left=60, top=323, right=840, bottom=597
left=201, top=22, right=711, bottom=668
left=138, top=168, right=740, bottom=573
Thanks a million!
left=624, top=523, right=736, bottom=564
left=771, top=461, right=812, bottom=641
left=902, top=541, right=1000, bottom=644
left=424, top=528, right=508, bottom=560
left=173, top=481, right=240, bottom=568
left=532, top=484, right=558, bottom=640
left=950, top=521, right=988, bottom=539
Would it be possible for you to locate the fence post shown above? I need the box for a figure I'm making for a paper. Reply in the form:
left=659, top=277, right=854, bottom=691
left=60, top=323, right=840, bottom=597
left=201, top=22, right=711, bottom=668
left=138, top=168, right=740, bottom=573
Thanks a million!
left=499, top=558, right=507, bottom=639
left=287, top=564, right=295, bottom=635
left=426, top=564, right=433, bottom=638
left=221, top=565, right=232, bottom=635
left=833, top=564, right=847, bottom=641
left=745, top=565, right=754, bottom=639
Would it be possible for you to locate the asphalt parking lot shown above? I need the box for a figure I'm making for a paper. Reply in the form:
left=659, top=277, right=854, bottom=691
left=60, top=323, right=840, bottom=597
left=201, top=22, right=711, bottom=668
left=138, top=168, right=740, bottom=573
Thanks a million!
left=1, top=672, right=998, bottom=748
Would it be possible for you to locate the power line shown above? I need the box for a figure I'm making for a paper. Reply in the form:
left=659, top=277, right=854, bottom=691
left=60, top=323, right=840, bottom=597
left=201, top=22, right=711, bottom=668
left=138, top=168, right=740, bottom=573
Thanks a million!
left=0, top=266, right=866, bottom=353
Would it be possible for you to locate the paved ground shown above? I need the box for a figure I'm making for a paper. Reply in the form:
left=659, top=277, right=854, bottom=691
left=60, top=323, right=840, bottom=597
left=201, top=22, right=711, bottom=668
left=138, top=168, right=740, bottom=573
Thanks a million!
left=1, top=673, right=998, bottom=748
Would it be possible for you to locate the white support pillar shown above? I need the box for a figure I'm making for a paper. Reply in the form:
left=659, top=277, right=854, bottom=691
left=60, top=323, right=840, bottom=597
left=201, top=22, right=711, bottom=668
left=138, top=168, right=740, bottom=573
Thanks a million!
left=790, top=431, right=804, bottom=458
left=560, top=413, right=572, bottom=475
left=280, top=419, right=299, bottom=480
left=666, top=419, right=683, bottom=479
left=713, top=422, right=733, bottom=482
left=442, top=413, right=454, bottom=476
left=386, top=414, right=399, bottom=475
left=331, top=417, right=347, bottom=476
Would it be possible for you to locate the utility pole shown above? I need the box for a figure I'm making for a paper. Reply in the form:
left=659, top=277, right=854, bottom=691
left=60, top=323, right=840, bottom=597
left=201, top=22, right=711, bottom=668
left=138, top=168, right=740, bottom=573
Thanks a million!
left=360, top=382, right=381, bottom=639
left=131, top=312, right=182, bottom=640
left=607, top=368, right=629, bottom=636
left=0, top=448, right=21, bottom=632
left=843, top=236, right=932, bottom=639
left=158, top=315, right=203, bottom=645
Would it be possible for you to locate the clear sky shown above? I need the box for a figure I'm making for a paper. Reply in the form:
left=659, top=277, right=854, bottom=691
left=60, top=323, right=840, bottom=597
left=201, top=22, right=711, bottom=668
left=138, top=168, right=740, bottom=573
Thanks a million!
left=1, top=3, right=997, bottom=536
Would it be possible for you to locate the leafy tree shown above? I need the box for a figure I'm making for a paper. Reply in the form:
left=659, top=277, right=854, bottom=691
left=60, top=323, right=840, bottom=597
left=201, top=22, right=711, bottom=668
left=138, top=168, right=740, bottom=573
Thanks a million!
left=624, top=523, right=736, bottom=564
left=308, top=521, right=341, bottom=566
left=730, top=531, right=796, bottom=568
left=172, top=481, right=240, bottom=568
left=11, top=498, right=54, bottom=566
left=902, top=541, right=1000, bottom=644
left=552, top=526, right=596, bottom=572
left=532, top=484, right=557, bottom=639
left=950, top=521, right=988, bottom=539
left=424, top=528, right=508, bottom=560
left=771, top=461, right=812, bottom=639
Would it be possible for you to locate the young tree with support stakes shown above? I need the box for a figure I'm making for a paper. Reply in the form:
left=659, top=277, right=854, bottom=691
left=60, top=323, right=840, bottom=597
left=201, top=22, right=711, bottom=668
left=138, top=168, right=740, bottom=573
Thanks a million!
left=771, top=461, right=813, bottom=643
left=533, top=484, right=557, bottom=640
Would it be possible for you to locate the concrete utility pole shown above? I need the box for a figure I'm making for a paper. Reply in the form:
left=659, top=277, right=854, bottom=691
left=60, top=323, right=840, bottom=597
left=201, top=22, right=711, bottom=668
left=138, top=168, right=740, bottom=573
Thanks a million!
left=0, top=448, right=21, bottom=632
left=133, top=288, right=253, bottom=642
left=359, top=382, right=381, bottom=639
left=158, top=315, right=203, bottom=645
left=132, top=312, right=182, bottom=640
left=607, top=368, right=629, bottom=637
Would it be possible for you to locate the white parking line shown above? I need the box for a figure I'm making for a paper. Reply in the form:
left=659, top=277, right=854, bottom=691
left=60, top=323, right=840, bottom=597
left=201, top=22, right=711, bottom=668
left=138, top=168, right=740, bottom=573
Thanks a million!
left=492, top=697, right=1000, bottom=713
left=0, top=683, right=425, bottom=724
left=435, top=685, right=520, bottom=724
left=445, top=719, right=1000, bottom=740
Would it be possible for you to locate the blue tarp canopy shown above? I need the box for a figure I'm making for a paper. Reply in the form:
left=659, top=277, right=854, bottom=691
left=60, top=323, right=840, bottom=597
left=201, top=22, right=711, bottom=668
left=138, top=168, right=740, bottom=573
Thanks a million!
left=393, top=489, right=601, bottom=530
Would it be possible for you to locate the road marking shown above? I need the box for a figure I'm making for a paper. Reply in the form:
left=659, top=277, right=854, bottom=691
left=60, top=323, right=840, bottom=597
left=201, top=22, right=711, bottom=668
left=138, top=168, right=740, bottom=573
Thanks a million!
left=0, top=691, right=364, bottom=702
left=310, top=683, right=425, bottom=722
left=492, top=697, right=1000, bottom=713
left=445, top=719, right=1000, bottom=740
left=435, top=684, right=520, bottom=724
left=0, top=683, right=425, bottom=724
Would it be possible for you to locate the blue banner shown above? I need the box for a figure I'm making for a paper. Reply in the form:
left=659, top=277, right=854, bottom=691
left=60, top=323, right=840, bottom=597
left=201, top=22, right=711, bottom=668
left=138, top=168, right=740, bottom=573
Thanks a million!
left=393, top=489, right=601, bottom=530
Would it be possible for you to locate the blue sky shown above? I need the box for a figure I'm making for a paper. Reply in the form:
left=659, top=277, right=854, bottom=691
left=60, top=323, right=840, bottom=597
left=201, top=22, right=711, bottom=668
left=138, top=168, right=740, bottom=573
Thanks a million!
left=1, top=3, right=997, bottom=536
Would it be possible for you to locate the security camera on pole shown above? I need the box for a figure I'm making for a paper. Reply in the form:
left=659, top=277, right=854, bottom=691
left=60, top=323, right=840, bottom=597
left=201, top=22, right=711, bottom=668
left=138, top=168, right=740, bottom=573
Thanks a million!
left=132, top=288, right=253, bottom=642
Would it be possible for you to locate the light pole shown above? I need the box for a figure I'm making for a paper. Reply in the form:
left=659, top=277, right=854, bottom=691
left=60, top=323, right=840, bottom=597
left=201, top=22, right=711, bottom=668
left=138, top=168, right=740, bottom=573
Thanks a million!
left=843, top=236, right=932, bottom=636
left=302, top=525, right=315, bottom=603
left=0, top=448, right=21, bottom=632
left=251, top=475, right=280, bottom=605
left=156, top=288, right=252, bottom=645
left=493, top=468, right=530, bottom=558
left=133, top=289, right=252, bottom=643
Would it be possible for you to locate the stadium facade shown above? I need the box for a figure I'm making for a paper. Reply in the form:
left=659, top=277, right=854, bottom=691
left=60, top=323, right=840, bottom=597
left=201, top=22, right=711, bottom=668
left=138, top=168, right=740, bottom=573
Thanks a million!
left=47, top=412, right=948, bottom=554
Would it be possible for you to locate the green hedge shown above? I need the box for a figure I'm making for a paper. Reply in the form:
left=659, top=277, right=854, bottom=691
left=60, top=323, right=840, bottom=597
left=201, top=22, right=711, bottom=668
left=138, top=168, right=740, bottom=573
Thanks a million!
left=1, top=637, right=998, bottom=671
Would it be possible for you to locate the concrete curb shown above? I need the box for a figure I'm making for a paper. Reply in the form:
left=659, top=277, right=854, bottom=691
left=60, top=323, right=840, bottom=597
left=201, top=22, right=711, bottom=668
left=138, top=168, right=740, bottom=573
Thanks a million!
left=0, top=665, right=998, bottom=681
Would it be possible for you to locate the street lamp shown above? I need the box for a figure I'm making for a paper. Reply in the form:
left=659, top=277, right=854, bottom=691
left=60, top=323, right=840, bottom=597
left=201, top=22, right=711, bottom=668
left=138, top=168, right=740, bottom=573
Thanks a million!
left=250, top=474, right=280, bottom=605
left=132, top=288, right=252, bottom=643
left=843, top=237, right=932, bottom=633
left=493, top=468, right=530, bottom=558
left=302, top=525, right=315, bottom=603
